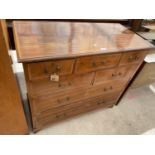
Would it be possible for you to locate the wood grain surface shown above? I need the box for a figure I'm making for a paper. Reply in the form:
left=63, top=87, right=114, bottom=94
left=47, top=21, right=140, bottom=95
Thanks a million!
left=13, top=21, right=154, bottom=62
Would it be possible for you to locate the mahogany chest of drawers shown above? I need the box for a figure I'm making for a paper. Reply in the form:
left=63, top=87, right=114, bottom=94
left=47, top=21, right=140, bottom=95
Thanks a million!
left=13, top=21, right=154, bottom=132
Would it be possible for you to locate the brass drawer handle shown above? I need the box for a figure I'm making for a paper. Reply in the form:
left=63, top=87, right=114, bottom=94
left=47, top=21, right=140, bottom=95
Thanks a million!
left=112, top=72, right=122, bottom=77
left=98, top=101, right=105, bottom=105
left=118, top=72, right=122, bottom=75
left=85, top=103, right=91, bottom=107
left=135, top=56, right=139, bottom=60
left=103, top=86, right=113, bottom=91
left=92, top=62, right=97, bottom=67
left=128, top=56, right=134, bottom=61
left=128, top=56, right=139, bottom=62
left=57, top=97, right=70, bottom=103
left=55, top=65, right=61, bottom=72
left=51, top=63, right=61, bottom=73
left=100, top=61, right=106, bottom=65
left=43, top=68, right=49, bottom=75
left=68, top=82, right=72, bottom=86
left=58, top=82, right=72, bottom=87
left=104, top=88, right=107, bottom=91
left=56, top=113, right=66, bottom=119
left=66, top=97, right=70, bottom=101
left=112, top=73, right=116, bottom=77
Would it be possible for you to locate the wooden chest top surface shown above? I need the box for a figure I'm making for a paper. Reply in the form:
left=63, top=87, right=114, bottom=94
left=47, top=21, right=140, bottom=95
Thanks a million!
left=13, top=21, right=154, bottom=62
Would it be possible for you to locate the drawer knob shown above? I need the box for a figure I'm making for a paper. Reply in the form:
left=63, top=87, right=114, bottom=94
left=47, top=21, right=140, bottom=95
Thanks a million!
left=92, top=62, right=97, bottom=67
left=104, top=88, right=107, bottom=91
left=58, top=82, right=71, bottom=87
left=103, top=86, right=112, bottom=91
left=43, top=68, right=49, bottom=74
left=57, top=99, right=61, bottom=103
left=128, top=56, right=139, bottom=62
left=56, top=66, right=61, bottom=72
left=98, top=101, right=105, bottom=105
left=112, top=73, right=116, bottom=77
left=135, top=56, right=139, bottom=60
left=66, top=97, right=70, bottom=101
left=68, top=82, right=72, bottom=86
left=112, top=72, right=122, bottom=77
left=100, top=61, right=106, bottom=65
left=57, top=97, right=70, bottom=103
left=128, top=56, right=134, bottom=61
left=85, top=103, right=90, bottom=107
left=56, top=113, right=66, bottom=119
left=51, top=63, right=61, bottom=73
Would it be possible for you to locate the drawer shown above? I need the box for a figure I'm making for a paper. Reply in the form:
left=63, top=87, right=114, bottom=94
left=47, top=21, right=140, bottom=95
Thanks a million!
left=33, top=95, right=118, bottom=129
left=75, top=53, right=121, bottom=74
left=119, top=51, right=146, bottom=65
left=35, top=90, right=120, bottom=116
left=88, top=80, right=126, bottom=97
left=25, top=59, right=75, bottom=81
left=29, top=72, right=94, bottom=97
left=94, top=64, right=138, bottom=85
left=31, top=87, right=87, bottom=113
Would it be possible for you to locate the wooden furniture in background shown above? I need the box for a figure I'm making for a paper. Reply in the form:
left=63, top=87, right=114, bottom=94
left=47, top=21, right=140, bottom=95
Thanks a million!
left=0, top=20, right=28, bottom=134
left=129, top=19, right=143, bottom=32
left=13, top=21, right=154, bottom=132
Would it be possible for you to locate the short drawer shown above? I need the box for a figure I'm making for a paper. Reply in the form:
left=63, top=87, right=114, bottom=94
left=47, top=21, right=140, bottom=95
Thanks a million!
left=94, top=64, right=138, bottom=85
left=29, top=72, right=94, bottom=97
left=119, top=51, right=147, bottom=65
left=25, top=59, right=75, bottom=81
left=31, top=87, right=87, bottom=113
left=88, top=80, right=126, bottom=97
left=75, top=53, right=121, bottom=74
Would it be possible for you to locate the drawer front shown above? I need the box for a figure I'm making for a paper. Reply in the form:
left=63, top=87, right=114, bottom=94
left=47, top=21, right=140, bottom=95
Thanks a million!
left=119, top=51, right=146, bottom=65
left=35, top=91, right=120, bottom=116
left=31, top=87, right=87, bottom=113
left=26, top=59, right=75, bottom=81
left=33, top=95, right=118, bottom=129
left=29, top=72, right=94, bottom=97
left=75, top=53, right=121, bottom=74
left=88, top=80, right=126, bottom=97
left=94, top=64, right=138, bottom=85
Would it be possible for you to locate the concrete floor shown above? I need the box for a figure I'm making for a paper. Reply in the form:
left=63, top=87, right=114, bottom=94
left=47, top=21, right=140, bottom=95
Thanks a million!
left=11, top=50, right=155, bottom=135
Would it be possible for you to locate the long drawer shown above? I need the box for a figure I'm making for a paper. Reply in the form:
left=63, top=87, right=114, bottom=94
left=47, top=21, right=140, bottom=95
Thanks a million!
left=30, top=79, right=126, bottom=114
left=33, top=95, right=118, bottom=130
left=35, top=90, right=121, bottom=116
